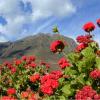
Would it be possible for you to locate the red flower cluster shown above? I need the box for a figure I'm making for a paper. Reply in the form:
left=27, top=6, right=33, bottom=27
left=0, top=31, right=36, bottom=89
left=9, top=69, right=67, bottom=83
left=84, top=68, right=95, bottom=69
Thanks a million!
left=21, top=89, right=36, bottom=100
left=97, top=18, right=100, bottom=27
left=15, top=59, right=22, bottom=66
left=1, top=96, right=17, bottom=100
left=10, top=67, right=17, bottom=74
left=28, top=56, right=36, bottom=61
left=90, top=69, right=100, bottom=79
left=21, top=91, right=28, bottom=98
left=28, top=62, right=37, bottom=68
left=76, top=35, right=92, bottom=44
left=22, top=55, right=36, bottom=62
left=40, top=74, right=59, bottom=95
left=75, top=21, right=99, bottom=53
left=83, top=22, right=95, bottom=32
left=7, top=88, right=16, bottom=95
left=58, top=57, right=71, bottom=69
left=3, top=61, right=17, bottom=74
left=21, top=55, right=37, bottom=68
left=75, top=85, right=100, bottom=100
left=2, top=55, right=37, bottom=75
left=40, top=61, right=51, bottom=68
left=50, top=70, right=63, bottom=79
left=50, top=40, right=65, bottom=53
left=75, top=43, right=88, bottom=52
left=21, top=88, right=36, bottom=100
left=21, top=56, right=27, bottom=61
left=29, top=73, right=40, bottom=83
left=4, top=61, right=13, bottom=69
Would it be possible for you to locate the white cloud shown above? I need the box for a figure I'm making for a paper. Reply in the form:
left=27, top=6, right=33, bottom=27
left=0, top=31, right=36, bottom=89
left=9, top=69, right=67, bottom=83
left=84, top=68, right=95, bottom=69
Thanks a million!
left=0, top=35, right=8, bottom=42
left=0, top=0, right=20, bottom=18
left=0, top=0, right=76, bottom=40
left=95, top=37, right=100, bottom=46
left=28, top=0, right=76, bottom=20
left=34, top=18, right=55, bottom=34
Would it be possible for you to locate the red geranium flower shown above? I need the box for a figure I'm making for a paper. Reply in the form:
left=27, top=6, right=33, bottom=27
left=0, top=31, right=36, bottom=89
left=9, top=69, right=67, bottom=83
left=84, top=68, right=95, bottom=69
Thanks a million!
left=21, top=56, right=27, bottom=61
left=83, top=22, right=95, bottom=32
left=28, top=62, right=37, bottom=68
left=58, top=57, right=71, bottom=69
left=50, top=70, right=63, bottom=79
left=97, top=18, right=100, bottom=27
left=28, top=56, right=36, bottom=61
left=15, top=59, right=22, bottom=66
left=21, top=90, right=36, bottom=100
left=29, top=73, right=40, bottom=83
left=40, top=61, right=51, bottom=68
left=40, top=73, right=59, bottom=95
left=75, top=43, right=88, bottom=52
left=3, top=61, right=13, bottom=69
left=40, top=61, right=47, bottom=65
left=51, top=79, right=59, bottom=89
left=11, top=67, right=17, bottom=74
left=3, top=61, right=11, bottom=66
left=7, top=88, right=16, bottom=95
left=1, top=96, right=17, bottom=100
left=21, top=91, right=29, bottom=98
left=94, top=94, right=100, bottom=100
left=26, top=59, right=32, bottom=64
left=75, top=85, right=97, bottom=100
left=28, top=92, right=35, bottom=98
left=45, top=63, right=51, bottom=68
left=90, top=69, right=100, bottom=79
left=1, top=96, right=11, bottom=100
left=50, top=40, right=65, bottom=53
left=76, top=35, right=92, bottom=43
left=41, top=85, right=53, bottom=95
left=40, top=74, right=51, bottom=84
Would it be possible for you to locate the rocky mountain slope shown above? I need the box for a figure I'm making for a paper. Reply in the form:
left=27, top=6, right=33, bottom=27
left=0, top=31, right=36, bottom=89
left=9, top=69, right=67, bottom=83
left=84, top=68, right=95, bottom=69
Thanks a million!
left=0, top=33, right=77, bottom=69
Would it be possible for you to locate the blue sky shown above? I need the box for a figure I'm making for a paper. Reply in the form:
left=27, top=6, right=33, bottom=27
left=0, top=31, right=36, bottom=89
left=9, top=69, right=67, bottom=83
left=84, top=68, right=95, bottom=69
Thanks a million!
left=0, top=0, right=100, bottom=44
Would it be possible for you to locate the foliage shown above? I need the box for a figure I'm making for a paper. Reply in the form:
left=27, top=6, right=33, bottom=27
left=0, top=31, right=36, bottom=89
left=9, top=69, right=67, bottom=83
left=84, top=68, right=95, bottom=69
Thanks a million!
left=0, top=20, right=100, bottom=100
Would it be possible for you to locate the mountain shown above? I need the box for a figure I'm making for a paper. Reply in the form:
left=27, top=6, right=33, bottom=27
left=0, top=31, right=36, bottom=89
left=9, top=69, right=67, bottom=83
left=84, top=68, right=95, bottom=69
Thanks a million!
left=0, top=33, right=77, bottom=69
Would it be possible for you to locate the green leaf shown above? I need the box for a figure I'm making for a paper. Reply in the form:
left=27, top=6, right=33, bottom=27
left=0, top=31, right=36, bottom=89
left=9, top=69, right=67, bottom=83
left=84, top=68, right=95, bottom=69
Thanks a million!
left=58, top=78, right=65, bottom=85
left=64, top=67, right=77, bottom=76
left=76, top=60, right=86, bottom=72
left=86, top=78, right=92, bottom=85
left=89, top=42, right=99, bottom=49
left=85, top=56, right=95, bottom=68
left=76, top=74, right=86, bottom=85
left=58, top=96, right=66, bottom=100
left=68, top=53, right=81, bottom=63
left=96, top=57, right=100, bottom=69
left=15, top=84, right=20, bottom=90
left=76, top=48, right=96, bottom=72
left=43, top=96, right=50, bottom=100
left=52, top=26, right=59, bottom=33
left=81, top=47, right=95, bottom=58
left=62, top=84, right=73, bottom=96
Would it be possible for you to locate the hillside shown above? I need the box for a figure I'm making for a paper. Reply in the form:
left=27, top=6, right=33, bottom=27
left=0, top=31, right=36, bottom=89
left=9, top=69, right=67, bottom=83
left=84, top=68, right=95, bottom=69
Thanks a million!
left=0, top=33, right=77, bottom=68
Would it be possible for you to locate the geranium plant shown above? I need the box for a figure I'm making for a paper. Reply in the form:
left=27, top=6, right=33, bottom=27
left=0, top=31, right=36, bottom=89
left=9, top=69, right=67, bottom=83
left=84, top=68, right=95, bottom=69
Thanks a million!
left=0, top=20, right=100, bottom=100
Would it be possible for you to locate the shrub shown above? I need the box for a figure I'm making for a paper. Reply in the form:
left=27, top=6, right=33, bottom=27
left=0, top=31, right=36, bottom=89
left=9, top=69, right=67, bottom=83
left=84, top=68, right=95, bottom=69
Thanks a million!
left=0, top=20, right=100, bottom=100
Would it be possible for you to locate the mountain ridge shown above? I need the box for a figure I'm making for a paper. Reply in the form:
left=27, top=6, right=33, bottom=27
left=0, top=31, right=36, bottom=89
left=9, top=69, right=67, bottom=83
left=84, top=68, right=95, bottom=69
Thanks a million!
left=0, top=33, right=77, bottom=69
